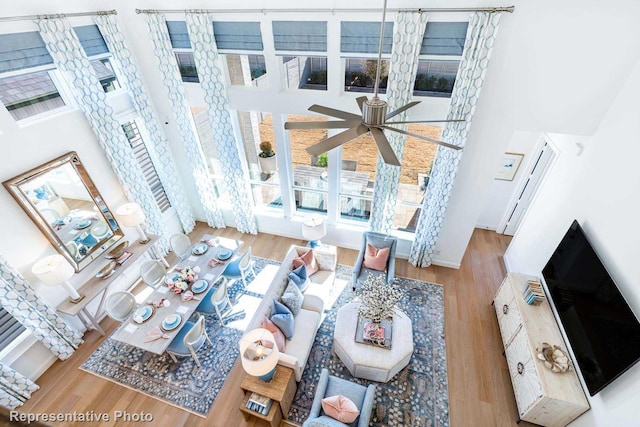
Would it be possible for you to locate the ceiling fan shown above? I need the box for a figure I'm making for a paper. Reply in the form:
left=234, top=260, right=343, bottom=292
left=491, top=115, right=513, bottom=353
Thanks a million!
left=284, top=0, right=463, bottom=166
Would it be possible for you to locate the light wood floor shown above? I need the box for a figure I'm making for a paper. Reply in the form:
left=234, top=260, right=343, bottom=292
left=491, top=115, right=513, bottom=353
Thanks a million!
left=20, top=224, right=532, bottom=426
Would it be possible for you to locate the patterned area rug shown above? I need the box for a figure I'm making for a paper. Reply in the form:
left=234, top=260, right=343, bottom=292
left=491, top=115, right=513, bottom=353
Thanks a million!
left=80, top=257, right=279, bottom=417
left=288, top=265, right=449, bottom=427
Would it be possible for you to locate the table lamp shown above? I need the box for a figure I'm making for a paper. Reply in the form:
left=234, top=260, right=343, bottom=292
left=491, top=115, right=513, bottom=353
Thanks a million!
left=32, top=254, right=83, bottom=303
left=302, top=216, right=326, bottom=248
left=116, top=202, right=149, bottom=244
left=239, top=328, right=280, bottom=381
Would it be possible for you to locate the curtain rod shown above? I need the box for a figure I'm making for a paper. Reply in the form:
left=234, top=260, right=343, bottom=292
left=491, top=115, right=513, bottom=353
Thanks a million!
left=136, top=6, right=515, bottom=15
left=0, top=10, right=117, bottom=23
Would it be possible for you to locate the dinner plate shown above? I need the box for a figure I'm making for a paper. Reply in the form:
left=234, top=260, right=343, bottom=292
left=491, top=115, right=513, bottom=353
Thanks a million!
left=164, top=272, right=181, bottom=285
left=162, top=314, right=182, bottom=331
left=191, top=279, right=208, bottom=294
left=133, top=306, right=154, bottom=323
left=74, top=219, right=92, bottom=230
left=192, top=242, right=208, bottom=255
left=217, top=248, right=232, bottom=260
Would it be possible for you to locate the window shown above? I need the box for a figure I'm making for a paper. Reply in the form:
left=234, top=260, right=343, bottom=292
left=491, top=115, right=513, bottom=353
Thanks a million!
left=0, top=305, right=25, bottom=353
left=344, top=58, right=388, bottom=94
left=121, top=121, right=171, bottom=212
left=393, top=124, right=442, bottom=231
left=341, top=22, right=393, bottom=94
left=90, top=58, right=120, bottom=92
left=339, top=134, right=376, bottom=222
left=175, top=52, right=199, bottom=83
left=74, top=25, right=120, bottom=93
left=413, top=60, right=460, bottom=97
left=223, top=54, right=267, bottom=87
left=282, top=56, right=326, bottom=90
left=0, top=70, right=66, bottom=121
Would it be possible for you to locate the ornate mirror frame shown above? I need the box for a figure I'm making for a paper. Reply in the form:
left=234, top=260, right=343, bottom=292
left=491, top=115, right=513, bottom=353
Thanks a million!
left=3, top=151, right=124, bottom=272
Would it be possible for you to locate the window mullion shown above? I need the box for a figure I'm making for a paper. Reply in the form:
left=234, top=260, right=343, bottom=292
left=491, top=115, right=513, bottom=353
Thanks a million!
left=325, top=133, right=341, bottom=225
left=272, top=113, right=295, bottom=218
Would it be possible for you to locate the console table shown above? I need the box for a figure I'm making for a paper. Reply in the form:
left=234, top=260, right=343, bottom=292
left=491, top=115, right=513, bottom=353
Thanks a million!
left=56, top=235, right=162, bottom=335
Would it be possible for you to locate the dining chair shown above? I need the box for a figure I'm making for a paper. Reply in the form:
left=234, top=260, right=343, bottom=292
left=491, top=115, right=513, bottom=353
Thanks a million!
left=222, top=248, right=256, bottom=288
left=105, top=291, right=137, bottom=322
left=195, top=278, right=244, bottom=326
left=169, top=233, right=191, bottom=261
left=140, top=260, right=166, bottom=289
left=166, top=315, right=212, bottom=368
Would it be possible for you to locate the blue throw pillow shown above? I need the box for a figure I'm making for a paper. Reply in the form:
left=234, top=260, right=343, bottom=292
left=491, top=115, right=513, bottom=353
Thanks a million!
left=271, top=299, right=295, bottom=339
left=288, top=264, right=310, bottom=292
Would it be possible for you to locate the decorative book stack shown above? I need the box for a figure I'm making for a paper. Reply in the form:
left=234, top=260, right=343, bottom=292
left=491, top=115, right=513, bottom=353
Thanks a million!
left=522, top=280, right=545, bottom=305
left=246, top=392, right=273, bottom=416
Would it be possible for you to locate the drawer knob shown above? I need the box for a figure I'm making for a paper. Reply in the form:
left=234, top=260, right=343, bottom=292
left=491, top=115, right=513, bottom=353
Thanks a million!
left=517, top=362, right=524, bottom=375
left=503, top=304, right=509, bottom=315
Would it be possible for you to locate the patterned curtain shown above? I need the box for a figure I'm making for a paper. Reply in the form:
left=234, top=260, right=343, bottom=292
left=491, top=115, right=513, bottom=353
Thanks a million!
left=36, top=16, right=169, bottom=252
left=144, top=13, right=226, bottom=229
left=0, top=254, right=83, bottom=360
left=185, top=13, right=257, bottom=234
left=370, top=12, right=428, bottom=233
left=0, top=363, right=39, bottom=409
left=409, top=12, right=502, bottom=267
left=94, top=14, right=196, bottom=234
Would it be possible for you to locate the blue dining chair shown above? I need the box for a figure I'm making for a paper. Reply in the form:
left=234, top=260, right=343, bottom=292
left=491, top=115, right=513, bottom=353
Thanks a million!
left=221, top=248, right=256, bottom=288
left=195, top=278, right=244, bottom=326
left=166, top=315, right=212, bottom=368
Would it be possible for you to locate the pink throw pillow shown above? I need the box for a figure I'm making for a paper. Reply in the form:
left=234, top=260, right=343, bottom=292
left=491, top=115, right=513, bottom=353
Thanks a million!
left=292, top=249, right=319, bottom=276
left=261, top=317, right=286, bottom=352
left=321, top=395, right=360, bottom=423
left=363, top=243, right=390, bottom=271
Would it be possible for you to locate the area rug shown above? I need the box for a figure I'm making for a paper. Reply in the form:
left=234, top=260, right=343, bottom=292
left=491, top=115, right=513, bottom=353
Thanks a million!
left=80, top=257, right=279, bottom=417
left=287, top=264, right=449, bottom=427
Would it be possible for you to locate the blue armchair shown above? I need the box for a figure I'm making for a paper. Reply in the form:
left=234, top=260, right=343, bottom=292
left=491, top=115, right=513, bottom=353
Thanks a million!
left=302, top=369, right=376, bottom=427
left=352, top=232, right=397, bottom=291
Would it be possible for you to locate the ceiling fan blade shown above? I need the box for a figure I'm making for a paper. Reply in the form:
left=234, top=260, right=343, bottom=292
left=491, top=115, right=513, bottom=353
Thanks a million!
left=385, top=101, right=421, bottom=121
left=370, top=127, right=401, bottom=166
left=306, top=124, right=369, bottom=156
left=308, top=104, right=362, bottom=121
left=379, top=125, right=461, bottom=151
left=355, top=96, right=368, bottom=112
left=284, top=120, right=360, bottom=130
left=385, top=118, right=465, bottom=125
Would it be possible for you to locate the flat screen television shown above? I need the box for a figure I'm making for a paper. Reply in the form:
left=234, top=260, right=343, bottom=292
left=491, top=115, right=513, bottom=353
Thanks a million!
left=542, top=220, right=640, bottom=396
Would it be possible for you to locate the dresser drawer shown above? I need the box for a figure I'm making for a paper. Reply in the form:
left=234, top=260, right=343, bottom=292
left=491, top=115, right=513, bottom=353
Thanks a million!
left=505, top=329, right=543, bottom=417
left=494, top=279, right=522, bottom=346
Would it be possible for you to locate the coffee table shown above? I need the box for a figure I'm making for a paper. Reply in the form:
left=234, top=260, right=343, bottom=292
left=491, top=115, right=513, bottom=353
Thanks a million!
left=333, top=301, right=414, bottom=383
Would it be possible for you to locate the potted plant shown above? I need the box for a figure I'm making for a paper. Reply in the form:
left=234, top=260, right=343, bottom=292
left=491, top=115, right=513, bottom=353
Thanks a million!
left=258, top=141, right=277, bottom=174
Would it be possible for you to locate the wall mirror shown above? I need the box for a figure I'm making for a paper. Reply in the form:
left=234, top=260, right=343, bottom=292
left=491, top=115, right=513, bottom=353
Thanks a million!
left=3, top=151, right=124, bottom=272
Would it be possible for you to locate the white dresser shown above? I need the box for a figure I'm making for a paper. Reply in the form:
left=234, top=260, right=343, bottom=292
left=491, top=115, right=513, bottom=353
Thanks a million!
left=493, top=273, right=589, bottom=427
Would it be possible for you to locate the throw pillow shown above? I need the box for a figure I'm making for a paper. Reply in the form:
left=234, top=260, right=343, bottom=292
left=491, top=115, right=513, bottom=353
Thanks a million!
left=288, top=264, right=310, bottom=292
left=261, top=317, right=286, bottom=352
left=270, top=299, right=295, bottom=339
left=321, top=395, right=360, bottom=423
left=280, top=279, right=304, bottom=315
left=293, top=249, right=319, bottom=276
left=363, top=243, right=390, bottom=271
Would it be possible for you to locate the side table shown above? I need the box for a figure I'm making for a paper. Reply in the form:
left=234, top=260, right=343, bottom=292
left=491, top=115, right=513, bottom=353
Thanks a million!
left=240, top=365, right=297, bottom=427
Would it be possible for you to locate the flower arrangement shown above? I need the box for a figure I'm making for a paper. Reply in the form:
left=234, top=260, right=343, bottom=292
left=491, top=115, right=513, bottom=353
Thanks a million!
left=166, top=266, right=200, bottom=294
left=356, top=273, right=403, bottom=323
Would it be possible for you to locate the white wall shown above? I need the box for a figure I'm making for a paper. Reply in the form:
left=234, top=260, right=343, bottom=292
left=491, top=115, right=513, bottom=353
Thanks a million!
left=504, top=53, right=640, bottom=426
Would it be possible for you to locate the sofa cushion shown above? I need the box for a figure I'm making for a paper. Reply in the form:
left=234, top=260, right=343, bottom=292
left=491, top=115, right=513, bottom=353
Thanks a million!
left=321, top=395, right=360, bottom=424
left=293, top=249, right=319, bottom=276
left=271, top=300, right=295, bottom=339
left=285, top=308, right=320, bottom=365
left=363, top=243, right=389, bottom=271
left=305, top=270, right=335, bottom=305
left=261, top=317, right=286, bottom=352
left=289, top=264, right=310, bottom=292
left=281, top=280, right=304, bottom=315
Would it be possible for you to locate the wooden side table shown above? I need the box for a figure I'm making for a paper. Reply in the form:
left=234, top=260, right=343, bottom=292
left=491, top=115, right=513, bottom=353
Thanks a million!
left=239, top=365, right=297, bottom=427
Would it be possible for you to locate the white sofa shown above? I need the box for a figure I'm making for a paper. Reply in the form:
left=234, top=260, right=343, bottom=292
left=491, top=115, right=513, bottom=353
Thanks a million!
left=245, top=245, right=337, bottom=381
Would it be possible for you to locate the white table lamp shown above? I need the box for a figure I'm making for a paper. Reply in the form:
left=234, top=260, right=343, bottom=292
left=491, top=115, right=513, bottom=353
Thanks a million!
left=32, top=254, right=83, bottom=303
left=302, top=216, right=326, bottom=248
left=239, top=328, right=280, bottom=381
left=116, top=202, right=149, bottom=244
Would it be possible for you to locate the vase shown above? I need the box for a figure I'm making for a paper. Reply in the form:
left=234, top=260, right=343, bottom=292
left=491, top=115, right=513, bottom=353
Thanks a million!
left=258, top=154, right=277, bottom=174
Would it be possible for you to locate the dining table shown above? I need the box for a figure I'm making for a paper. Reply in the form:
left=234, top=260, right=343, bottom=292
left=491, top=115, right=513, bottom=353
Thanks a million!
left=109, top=234, right=244, bottom=354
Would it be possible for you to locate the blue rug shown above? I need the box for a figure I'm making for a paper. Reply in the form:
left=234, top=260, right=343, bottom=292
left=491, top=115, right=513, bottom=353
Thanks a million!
left=288, top=265, right=449, bottom=427
left=80, top=257, right=278, bottom=417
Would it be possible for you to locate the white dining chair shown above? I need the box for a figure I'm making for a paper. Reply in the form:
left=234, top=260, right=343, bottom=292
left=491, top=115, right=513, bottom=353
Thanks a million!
left=196, top=278, right=244, bottom=326
left=221, top=248, right=256, bottom=288
left=105, top=291, right=137, bottom=322
left=169, top=233, right=191, bottom=261
left=166, top=315, right=212, bottom=368
left=140, top=260, right=166, bottom=289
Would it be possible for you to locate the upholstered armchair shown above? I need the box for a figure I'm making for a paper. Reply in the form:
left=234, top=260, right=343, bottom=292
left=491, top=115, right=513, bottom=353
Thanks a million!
left=352, top=232, right=397, bottom=290
left=302, top=369, right=376, bottom=427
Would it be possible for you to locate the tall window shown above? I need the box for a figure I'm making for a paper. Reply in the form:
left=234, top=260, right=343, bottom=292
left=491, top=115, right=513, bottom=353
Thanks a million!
left=339, top=134, right=376, bottom=222
left=121, top=121, right=171, bottom=212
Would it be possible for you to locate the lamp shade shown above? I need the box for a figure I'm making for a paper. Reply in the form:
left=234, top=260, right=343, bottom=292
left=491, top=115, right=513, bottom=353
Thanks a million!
left=302, top=216, right=327, bottom=241
left=239, top=328, right=280, bottom=379
left=31, top=254, right=74, bottom=286
left=115, top=202, right=145, bottom=227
